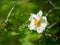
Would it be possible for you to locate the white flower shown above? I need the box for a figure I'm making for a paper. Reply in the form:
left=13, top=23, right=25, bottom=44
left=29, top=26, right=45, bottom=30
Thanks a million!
left=28, top=10, right=47, bottom=34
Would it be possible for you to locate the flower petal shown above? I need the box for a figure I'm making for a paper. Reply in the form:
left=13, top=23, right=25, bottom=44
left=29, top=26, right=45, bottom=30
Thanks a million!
left=36, top=16, right=47, bottom=33
left=41, top=16, right=47, bottom=26
left=28, top=22, right=36, bottom=30
left=29, top=13, right=39, bottom=22
left=37, top=10, right=43, bottom=18
left=36, top=26, right=45, bottom=33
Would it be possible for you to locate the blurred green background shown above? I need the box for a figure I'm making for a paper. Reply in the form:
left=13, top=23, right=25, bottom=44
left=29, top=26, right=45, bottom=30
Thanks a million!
left=0, top=0, right=60, bottom=45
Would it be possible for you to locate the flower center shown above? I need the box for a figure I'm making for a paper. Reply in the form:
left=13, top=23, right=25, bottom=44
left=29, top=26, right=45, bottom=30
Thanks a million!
left=34, top=19, right=41, bottom=27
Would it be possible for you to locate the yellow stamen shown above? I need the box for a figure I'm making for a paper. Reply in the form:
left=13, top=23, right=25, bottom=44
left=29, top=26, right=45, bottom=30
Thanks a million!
left=34, top=19, right=41, bottom=27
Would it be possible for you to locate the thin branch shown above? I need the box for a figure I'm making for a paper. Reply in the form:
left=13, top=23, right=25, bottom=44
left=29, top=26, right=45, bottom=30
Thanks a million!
left=46, top=8, right=54, bottom=16
left=46, top=0, right=55, bottom=17
left=56, top=36, right=60, bottom=38
left=46, top=0, right=57, bottom=28
left=47, top=22, right=57, bottom=29
left=48, top=0, right=55, bottom=8
left=5, top=1, right=17, bottom=23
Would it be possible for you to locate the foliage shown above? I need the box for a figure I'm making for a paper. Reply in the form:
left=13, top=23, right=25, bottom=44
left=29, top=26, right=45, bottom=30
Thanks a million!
left=0, top=0, right=60, bottom=45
